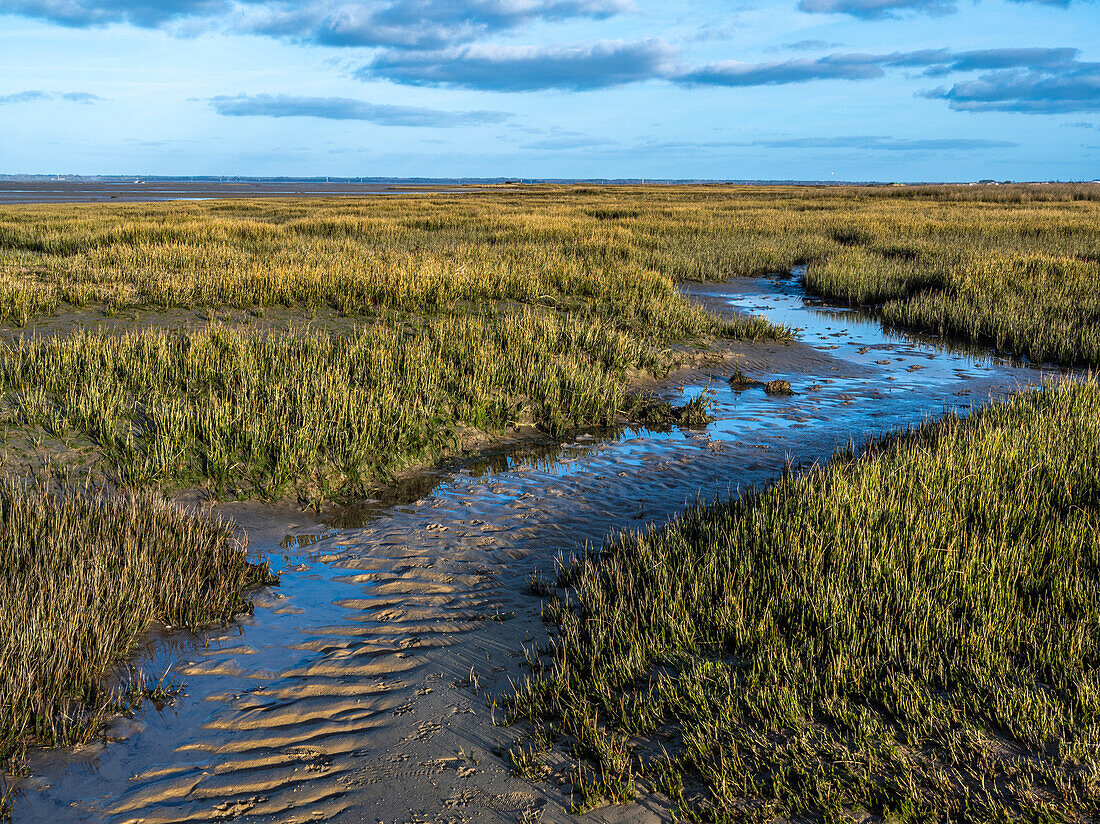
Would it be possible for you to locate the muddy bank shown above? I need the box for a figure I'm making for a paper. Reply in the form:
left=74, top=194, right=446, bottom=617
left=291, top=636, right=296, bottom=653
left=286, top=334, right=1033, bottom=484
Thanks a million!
left=5, top=273, right=1060, bottom=824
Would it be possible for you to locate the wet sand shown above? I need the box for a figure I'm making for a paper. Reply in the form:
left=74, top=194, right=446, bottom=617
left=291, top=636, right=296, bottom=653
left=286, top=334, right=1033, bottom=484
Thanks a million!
left=5, top=272, right=1062, bottom=823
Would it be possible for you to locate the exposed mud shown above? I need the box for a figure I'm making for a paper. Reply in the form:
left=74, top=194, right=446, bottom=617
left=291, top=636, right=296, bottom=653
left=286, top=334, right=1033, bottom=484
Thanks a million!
left=0, top=181, right=505, bottom=205
left=5, top=271, right=1062, bottom=823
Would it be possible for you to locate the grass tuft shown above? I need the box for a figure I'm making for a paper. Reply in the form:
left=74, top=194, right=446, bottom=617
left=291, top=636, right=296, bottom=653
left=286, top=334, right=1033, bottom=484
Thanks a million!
left=0, top=480, right=271, bottom=771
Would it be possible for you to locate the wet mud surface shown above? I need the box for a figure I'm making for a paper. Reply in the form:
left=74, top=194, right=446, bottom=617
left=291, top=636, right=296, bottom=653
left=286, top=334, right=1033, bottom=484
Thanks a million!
left=6, top=272, right=1061, bottom=823
left=0, top=181, right=499, bottom=205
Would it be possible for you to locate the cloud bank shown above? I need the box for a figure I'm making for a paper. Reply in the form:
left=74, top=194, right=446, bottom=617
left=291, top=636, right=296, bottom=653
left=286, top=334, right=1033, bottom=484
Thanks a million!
left=676, top=48, right=1082, bottom=88
left=799, top=0, right=1083, bottom=17
left=0, top=89, right=101, bottom=103
left=360, top=39, right=674, bottom=91
left=0, top=0, right=226, bottom=27
left=209, top=93, right=510, bottom=124
left=519, top=133, right=1017, bottom=154
left=0, top=89, right=50, bottom=103
left=672, top=47, right=1100, bottom=113
left=356, top=44, right=1092, bottom=99
left=925, top=64, right=1100, bottom=113
left=0, top=0, right=634, bottom=49
left=749, top=135, right=1018, bottom=150
left=798, top=0, right=956, bottom=19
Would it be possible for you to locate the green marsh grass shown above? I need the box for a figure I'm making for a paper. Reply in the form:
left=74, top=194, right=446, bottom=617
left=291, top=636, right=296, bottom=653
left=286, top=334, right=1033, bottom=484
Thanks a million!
left=1, top=184, right=1098, bottom=811
left=0, top=480, right=270, bottom=773
left=511, top=379, right=1100, bottom=822
left=0, top=310, right=741, bottom=501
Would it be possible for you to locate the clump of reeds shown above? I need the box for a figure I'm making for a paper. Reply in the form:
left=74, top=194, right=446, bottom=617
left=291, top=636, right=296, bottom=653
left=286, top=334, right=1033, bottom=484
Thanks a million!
left=677, top=389, right=715, bottom=425
left=511, top=378, right=1100, bottom=821
left=727, top=368, right=752, bottom=388
left=0, top=479, right=270, bottom=772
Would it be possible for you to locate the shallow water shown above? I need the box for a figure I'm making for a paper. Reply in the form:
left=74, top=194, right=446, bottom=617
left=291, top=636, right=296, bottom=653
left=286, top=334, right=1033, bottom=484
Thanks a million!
left=0, top=181, right=483, bottom=204
left=7, top=274, right=1060, bottom=822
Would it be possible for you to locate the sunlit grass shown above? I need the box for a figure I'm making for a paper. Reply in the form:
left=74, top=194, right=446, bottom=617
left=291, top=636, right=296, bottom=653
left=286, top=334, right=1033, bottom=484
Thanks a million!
left=0, top=311, right=729, bottom=501
left=510, top=379, right=1100, bottom=821
left=3, top=184, right=1096, bottom=367
left=0, top=188, right=797, bottom=499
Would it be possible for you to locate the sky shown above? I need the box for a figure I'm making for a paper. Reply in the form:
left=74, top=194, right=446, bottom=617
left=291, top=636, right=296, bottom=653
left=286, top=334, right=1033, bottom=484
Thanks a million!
left=0, top=0, right=1098, bottom=180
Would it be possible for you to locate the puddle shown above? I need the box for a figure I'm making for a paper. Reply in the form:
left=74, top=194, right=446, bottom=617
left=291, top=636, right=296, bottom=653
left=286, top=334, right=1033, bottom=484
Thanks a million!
left=5, top=274, right=1062, bottom=822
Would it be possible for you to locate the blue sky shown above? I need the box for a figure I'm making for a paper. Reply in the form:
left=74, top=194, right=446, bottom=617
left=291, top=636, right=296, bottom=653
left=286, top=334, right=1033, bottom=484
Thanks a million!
left=1, top=0, right=1098, bottom=180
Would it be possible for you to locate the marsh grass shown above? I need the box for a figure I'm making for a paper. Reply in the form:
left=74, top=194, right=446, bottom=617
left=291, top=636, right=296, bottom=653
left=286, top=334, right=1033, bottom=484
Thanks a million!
left=0, top=311, right=732, bottom=501
left=1, top=184, right=1098, bottom=812
left=0, top=188, right=798, bottom=499
left=510, top=379, right=1100, bottom=822
left=0, top=479, right=271, bottom=773
left=0, top=185, right=1095, bottom=371
left=0, top=192, right=785, bottom=338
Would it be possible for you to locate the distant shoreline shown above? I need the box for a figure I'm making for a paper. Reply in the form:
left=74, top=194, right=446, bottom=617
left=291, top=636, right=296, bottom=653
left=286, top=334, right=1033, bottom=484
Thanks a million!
left=3, top=177, right=1093, bottom=205
left=0, top=180, right=489, bottom=204
left=0, top=175, right=868, bottom=184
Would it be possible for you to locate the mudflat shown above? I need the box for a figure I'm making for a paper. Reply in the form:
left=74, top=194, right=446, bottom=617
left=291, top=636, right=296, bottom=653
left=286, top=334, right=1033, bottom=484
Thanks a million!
left=0, top=180, right=500, bottom=205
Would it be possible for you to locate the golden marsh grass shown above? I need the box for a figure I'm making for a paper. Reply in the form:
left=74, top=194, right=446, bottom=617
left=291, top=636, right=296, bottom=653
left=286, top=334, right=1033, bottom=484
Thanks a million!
left=2, top=184, right=1096, bottom=364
